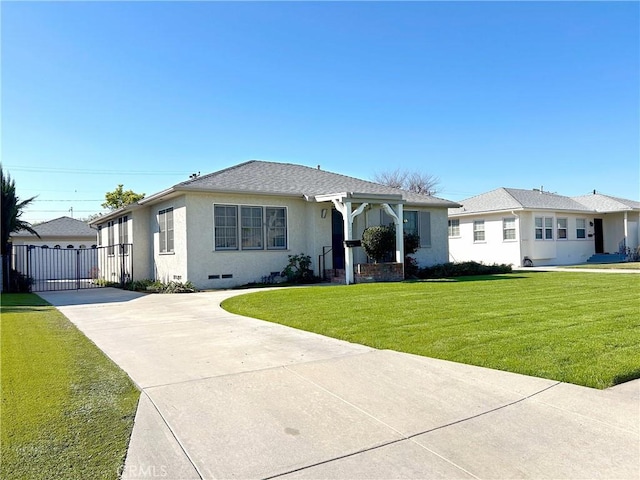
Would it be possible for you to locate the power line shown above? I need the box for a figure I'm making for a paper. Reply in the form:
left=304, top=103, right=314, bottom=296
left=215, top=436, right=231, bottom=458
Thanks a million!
left=5, top=165, right=190, bottom=175
left=32, top=199, right=103, bottom=202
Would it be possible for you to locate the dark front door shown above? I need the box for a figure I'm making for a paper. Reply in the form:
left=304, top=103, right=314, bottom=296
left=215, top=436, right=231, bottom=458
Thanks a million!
left=594, top=218, right=604, bottom=254
left=331, top=209, right=345, bottom=270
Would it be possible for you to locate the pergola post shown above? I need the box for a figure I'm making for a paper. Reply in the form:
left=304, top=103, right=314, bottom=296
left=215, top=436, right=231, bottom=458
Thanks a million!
left=381, top=202, right=405, bottom=274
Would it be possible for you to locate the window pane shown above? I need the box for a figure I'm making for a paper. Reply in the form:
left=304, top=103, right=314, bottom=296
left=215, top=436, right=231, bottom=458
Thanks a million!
left=241, top=206, right=263, bottom=249
left=215, top=205, right=238, bottom=249
left=448, top=219, right=460, bottom=237
left=404, top=211, right=418, bottom=237
left=266, top=207, right=287, bottom=249
left=473, top=220, right=485, bottom=242
left=503, top=218, right=516, bottom=240
left=576, top=219, right=586, bottom=239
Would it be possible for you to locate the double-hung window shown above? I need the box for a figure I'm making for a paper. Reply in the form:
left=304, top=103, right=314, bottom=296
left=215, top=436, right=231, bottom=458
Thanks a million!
left=503, top=218, right=516, bottom=241
left=535, top=217, right=554, bottom=240
left=266, top=207, right=287, bottom=250
left=159, top=208, right=174, bottom=253
left=241, top=206, right=263, bottom=249
left=557, top=218, right=568, bottom=240
left=448, top=219, right=460, bottom=237
left=214, top=205, right=238, bottom=250
left=576, top=219, right=586, bottom=239
left=473, top=220, right=485, bottom=242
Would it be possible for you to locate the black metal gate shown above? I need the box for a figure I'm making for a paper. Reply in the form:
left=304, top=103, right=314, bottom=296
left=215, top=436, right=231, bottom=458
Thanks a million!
left=9, top=244, right=133, bottom=292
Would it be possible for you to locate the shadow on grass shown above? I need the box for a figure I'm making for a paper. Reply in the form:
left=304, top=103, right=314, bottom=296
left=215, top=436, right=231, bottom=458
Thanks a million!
left=613, top=369, right=640, bottom=386
left=408, top=275, right=528, bottom=283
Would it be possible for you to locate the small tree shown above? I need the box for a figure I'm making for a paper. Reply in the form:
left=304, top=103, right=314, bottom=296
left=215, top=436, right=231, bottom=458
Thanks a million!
left=1, top=165, right=40, bottom=291
left=361, top=225, right=395, bottom=263
left=102, top=184, right=145, bottom=210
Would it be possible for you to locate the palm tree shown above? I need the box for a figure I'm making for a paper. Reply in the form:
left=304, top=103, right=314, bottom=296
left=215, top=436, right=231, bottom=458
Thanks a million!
left=1, top=165, right=39, bottom=290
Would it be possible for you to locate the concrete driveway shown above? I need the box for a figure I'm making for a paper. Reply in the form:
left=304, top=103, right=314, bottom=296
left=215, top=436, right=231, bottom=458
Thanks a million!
left=39, top=288, right=639, bottom=480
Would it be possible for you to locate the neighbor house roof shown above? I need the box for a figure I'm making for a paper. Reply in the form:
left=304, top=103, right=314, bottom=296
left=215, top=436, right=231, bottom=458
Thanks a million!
left=449, top=188, right=594, bottom=216
left=92, top=160, right=459, bottom=224
left=450, top=188, right=640, bottom=217
left=12, top=216, right=96, bottom=238
left=572, top=193, right=640, bottom=213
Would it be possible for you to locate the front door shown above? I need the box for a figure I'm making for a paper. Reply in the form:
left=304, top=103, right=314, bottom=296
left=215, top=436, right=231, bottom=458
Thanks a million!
left=331, top=209, right=345, bottom=269
left=594, top=218, right=604, bottom=253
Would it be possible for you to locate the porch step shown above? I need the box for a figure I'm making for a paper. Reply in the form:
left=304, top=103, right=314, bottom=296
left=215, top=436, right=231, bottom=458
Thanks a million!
left=586, top=253, right=626, bottom=264
left=324, top=269, right=346, bottom=284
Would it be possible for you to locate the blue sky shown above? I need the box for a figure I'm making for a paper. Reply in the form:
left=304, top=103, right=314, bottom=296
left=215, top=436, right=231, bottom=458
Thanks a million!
left=3, top=1, right=638, bottom=223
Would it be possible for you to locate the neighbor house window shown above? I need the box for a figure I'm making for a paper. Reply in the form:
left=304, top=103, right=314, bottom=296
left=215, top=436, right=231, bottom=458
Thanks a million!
left=241, top=206, right=263, bottom=249
left=473, top=220, right=485, bottom=242
left=158, top=208, right=174, bottom=253
left=214, top=205, right=238, bottom=250
left=266, top=207, right=287, bottom=250
left=448, top=219, right=460, bottom=237
left=557, top=218, right=568, bottom=240
left=576, top=219, right=586, bottom=239
left=118, top=215, right=129, bottom=254
left=503, top=218, right=516, bottom=241
left=535, top=217, right=554, bottom=240
left=107, top=220, right=115, bottom=255
left=98, top=226, right=102, bottom=246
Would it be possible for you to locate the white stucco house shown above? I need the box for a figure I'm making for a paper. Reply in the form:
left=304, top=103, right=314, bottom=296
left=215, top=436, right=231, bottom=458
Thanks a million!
left=448, top=188, right=640, bottom=267
left=91, top=160, right=460, bottom=288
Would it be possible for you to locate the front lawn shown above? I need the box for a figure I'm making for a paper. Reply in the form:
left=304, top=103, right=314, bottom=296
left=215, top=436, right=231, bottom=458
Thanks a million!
left=222, top=272, right=640, bottom=389
left=1, top=294, right=140, bottom=479
left=568, top=262, right=640, bottom=270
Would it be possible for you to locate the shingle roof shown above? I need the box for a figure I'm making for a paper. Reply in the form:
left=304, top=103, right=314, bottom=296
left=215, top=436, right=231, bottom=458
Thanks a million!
left=572, top=193, right=640, bottom=212
left=173, top=160, right=458, bottom=207
left=12, top=216, right=96, bottom=238
left=450, top=188, right=596, bottom=216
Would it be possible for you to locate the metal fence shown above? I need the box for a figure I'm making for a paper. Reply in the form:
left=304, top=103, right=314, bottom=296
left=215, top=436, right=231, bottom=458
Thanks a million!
left=9, top=244, right=133, bottom=292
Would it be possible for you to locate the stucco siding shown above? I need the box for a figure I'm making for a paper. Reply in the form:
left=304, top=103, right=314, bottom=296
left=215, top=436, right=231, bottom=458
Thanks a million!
left=153, top=196, right=188, bottom=283
left=184, top=192, right=328, bottom=289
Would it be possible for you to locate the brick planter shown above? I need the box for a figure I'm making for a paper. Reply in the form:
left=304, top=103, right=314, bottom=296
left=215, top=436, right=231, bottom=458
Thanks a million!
left=355, top=262, right=403, bottom=283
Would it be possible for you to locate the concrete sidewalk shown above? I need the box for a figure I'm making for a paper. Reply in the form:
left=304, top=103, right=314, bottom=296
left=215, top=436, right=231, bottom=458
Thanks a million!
left=39, top=288, right=639, bottom=480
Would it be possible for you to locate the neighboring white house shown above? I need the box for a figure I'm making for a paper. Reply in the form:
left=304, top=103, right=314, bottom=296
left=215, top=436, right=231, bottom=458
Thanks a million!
left=448, top=188, right=640, bottom=267
left=91, top=160, right=460, bottom=288
left=10, top=216, right=99, bottom=282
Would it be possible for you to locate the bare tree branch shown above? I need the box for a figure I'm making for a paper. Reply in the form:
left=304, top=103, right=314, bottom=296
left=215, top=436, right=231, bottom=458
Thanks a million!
left=373, top=169, right=440, bottom=195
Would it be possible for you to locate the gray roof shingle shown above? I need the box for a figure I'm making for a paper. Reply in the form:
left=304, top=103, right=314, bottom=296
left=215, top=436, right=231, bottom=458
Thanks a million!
left=450, top=188, right=598, bottom=215
left=173, top=160, right=458, bottom=207
left=12, top=216, right=96, bottom=238
left=572, top=193, right=640, bottom=212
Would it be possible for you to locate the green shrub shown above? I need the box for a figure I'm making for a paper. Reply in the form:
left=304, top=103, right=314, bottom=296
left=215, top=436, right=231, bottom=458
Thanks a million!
left=7, top=269, right=33, bottom=293
left=362, top=226, right=395, bottom=263
left=282, top=253, right=318, bottom=284
left=123, top=279, right=196, bottom=293
left=418, top=261, right=512, bottom=279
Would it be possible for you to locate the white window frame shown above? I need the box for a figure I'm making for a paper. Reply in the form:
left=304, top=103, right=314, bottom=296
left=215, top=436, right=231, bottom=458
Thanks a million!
left=473, top=220, right=485, bottom=243
left=503, top=217, right=516, bottom=241
left=448, top=219, right=460, bottom=238
left=265, top=207, right=287, bottom=250
left=535, top=216, right=554, bottom=241
left=576, top=218, right=586, bottom=239
left=557, top=218, right=568, bottom=240
left=241, top=206, right=264, bottom=250
left=159, top=207, right=174, bottom=254
left=214, top=205, right=239, bottom=251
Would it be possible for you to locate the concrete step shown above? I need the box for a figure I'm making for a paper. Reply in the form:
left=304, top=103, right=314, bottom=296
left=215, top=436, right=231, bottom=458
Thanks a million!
left=586, top=253, right=627, bottom=264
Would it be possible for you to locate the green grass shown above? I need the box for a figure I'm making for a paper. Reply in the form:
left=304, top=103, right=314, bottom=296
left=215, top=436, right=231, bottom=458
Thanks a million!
left=568, top=262, right=640, bottom=270
left=222, top=272, right=640, bottom=389
left=1, top=294, right=140, bottom=480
